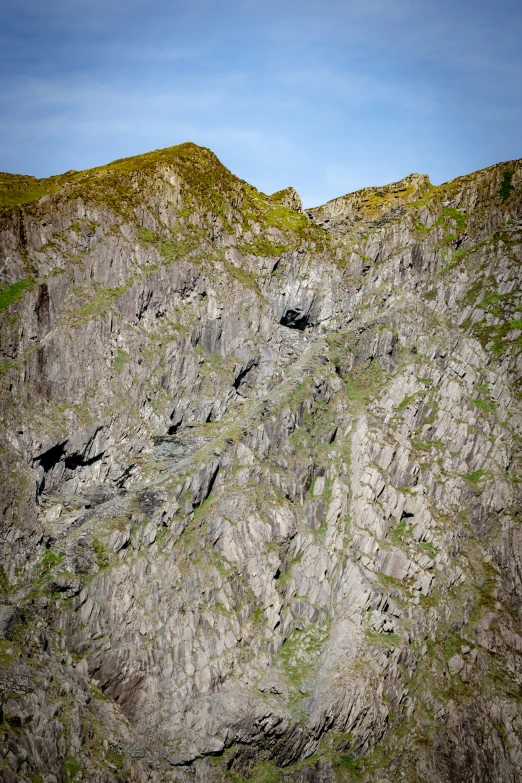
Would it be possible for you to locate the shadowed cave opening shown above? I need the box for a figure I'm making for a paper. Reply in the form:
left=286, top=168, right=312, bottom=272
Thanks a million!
left=280, top=309, right=310, bottom=330
left=36, top=442, right=66, bottom=473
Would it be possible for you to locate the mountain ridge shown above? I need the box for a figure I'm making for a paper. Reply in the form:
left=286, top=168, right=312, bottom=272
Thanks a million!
left=2, top=141, right=520, bottom=217
left=0, top=143, right=521, bottom=783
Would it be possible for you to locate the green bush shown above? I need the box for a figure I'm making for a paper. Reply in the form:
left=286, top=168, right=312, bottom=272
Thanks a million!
left=500, top=171, right=514, bottom=201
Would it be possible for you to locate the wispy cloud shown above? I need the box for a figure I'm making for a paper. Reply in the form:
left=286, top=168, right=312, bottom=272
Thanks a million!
left=0, top=0, right=520, bottom=203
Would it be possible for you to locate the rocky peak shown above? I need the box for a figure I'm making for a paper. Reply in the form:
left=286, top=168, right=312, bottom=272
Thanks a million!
left=270, top=186, right=303, bottom=212
left=307, top=172, right=432, bottom=233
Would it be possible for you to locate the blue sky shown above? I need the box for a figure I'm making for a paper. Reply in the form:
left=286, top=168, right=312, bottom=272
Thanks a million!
left=1, top=0, right=521, bottom=206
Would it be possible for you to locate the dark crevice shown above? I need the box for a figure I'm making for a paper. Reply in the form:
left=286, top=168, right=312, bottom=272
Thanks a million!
left=35, top=442, right=66, bottom=473
left=114, top=464, right=136, bottom=488
left=271, top=258, right=281, bottom=275
left=233, top=359, right=257, bottom=390
left=280, top=309, right=309, bottom=330
left=36, top=283, right=50, bottom=329
left=204, top=464, right=219, bottom=502
left=64, top=451, right=103, bottom=472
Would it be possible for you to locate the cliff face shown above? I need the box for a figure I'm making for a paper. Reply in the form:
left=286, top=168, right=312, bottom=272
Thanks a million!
left=0, top=143, right=521, bottom=783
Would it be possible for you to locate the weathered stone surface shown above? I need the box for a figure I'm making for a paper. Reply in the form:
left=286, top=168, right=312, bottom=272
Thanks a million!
left=0, top=143, right=521, bottom=782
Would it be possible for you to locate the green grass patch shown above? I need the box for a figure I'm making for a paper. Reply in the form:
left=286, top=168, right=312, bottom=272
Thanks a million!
left=397, top=391, right=422, bottom=410
left=475, top=563, right=497, bottom=612
left=472, top=397, right=496, bottom=414
left=461, top=467, right=485, bottom=484
left=391, top=517, right=413, bottom=545
left=415, top=220, right=431, bottom=234
left=40, top=547, right=64, bottom=570
left=343, top=360, right=386, bottom=405
left=418, top=541, right=437, bottom=559
left=92, top=538, right=111, bottom=569
left=239, top=235, right=289, bottom=257
left=247, top=760, right=282, bottom=783
left=333, top=754, right=363, bottom=779
left=72, top=285, right=127, bottom=323
left=139, top=227, right=188, bottom=263
left=412, top=437, right=443, bottom=451
left=0, top=172, right=63, bottom=216
left=441, top=206, right=466, bottom=229
left=365, top=629, right=402, bottom=648
left=139, top=228, right=156, bottom=242
left=0, top=279, right=31, bottom=311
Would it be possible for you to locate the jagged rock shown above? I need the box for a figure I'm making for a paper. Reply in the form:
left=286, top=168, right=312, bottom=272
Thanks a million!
left=0, top=143, right=521, bottom=782
left=270, top=187, right=303, bottom=212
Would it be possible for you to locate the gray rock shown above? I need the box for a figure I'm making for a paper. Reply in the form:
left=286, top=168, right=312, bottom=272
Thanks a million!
left=0, top=144, right=521, bottom=782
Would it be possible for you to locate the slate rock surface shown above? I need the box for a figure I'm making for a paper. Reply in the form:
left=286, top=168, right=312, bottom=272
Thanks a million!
left=0, top=144, right=521, bottom=782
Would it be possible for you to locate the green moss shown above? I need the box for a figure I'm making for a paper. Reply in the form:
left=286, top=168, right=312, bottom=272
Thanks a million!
left=397, top=391, right=421, bottom=410
left=461, top=467, right=485, bottom=484
left=365, top=629, right=402, bottom=648
left=71, top=285, right=127, bottom=323
left=391, top=517, right=413, bottom=545
left=472, top=397, right=496, bottom=413
left=440, top=206, right=466, bottom=229
left=239, top=236, right=289, bottom=257
left=343, top=361, right=386, bottom=405
left=64, top=756, right=82, bottom=780
left=418, top=541, right=437, bottom=559
left=0, top=279, right=31, bottom=311
left=224, top=260, right=261, bottom=293
left=92, top=538, right=111, bottom=569
left=139, top=228, right=156, bottom=242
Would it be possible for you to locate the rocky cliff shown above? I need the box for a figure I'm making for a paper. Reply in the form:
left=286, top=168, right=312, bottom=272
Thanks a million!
left=0, top=143, right=521, bottom=783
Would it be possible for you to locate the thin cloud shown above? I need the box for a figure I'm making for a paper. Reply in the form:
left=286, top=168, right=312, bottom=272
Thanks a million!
left=0, top=0, right=520, bottom=200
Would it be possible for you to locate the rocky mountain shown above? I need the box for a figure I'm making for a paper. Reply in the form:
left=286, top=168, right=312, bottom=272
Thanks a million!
left=0, top=143, right=521, bottom=783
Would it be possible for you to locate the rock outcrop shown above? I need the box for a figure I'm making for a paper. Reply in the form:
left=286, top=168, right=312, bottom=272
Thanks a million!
left=0, top=144, right=521, bottom=782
